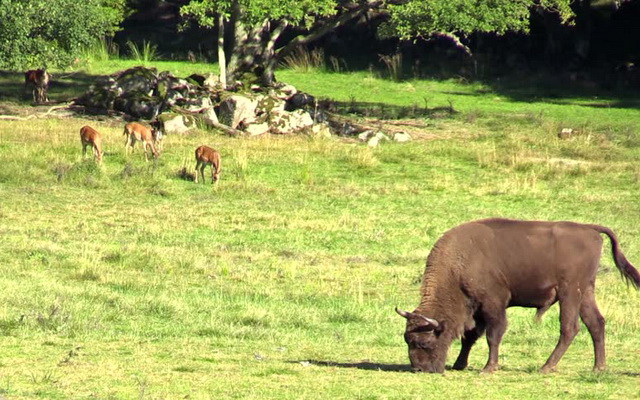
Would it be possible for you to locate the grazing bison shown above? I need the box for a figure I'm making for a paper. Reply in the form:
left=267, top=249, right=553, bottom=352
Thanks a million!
left=397, top=218, right=640, bottom=373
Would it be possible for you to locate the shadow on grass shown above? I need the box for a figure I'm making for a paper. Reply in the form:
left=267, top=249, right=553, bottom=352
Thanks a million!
left=291, top=359, right=411, bottom=372
left=327, top=99, right=457, bottom=120
left=0, top=70, right=101, bottom=103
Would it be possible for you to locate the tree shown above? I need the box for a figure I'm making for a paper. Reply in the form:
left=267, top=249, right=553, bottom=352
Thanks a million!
left=181, top=0, right=384, bottom=86
left=0, top=0, right=126, bottom=70
left=381, top=0, right=575, bottom=56
left=180, top=0, right=575, bottom=86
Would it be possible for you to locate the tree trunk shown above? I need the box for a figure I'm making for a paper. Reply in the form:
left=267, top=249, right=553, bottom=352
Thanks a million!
left=224, top=0, right=386, bottom=86
left=261, top=21, right=288, bottom=86
left=217, top=15, right=227, bottom=89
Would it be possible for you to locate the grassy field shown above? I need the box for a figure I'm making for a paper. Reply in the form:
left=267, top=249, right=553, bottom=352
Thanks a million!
left=0, top=61, right=639, bottom=399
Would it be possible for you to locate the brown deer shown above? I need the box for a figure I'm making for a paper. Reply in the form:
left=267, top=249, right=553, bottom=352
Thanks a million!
left=123, top=122, right=160, bottom=161
left=195, top=145, right=222, bottom=183
left=24, top=69, right=51, bottom=103
left=79, top=126, right=104, bottom=164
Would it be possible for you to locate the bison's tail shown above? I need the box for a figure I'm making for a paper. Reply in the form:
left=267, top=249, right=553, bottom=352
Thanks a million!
left=590, top=225, right=640, bottom=289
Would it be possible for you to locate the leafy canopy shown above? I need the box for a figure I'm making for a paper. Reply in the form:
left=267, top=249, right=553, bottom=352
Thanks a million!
left=382, top=0, right=574, bottom=39
left=180, top=0, right=337, bottom=28
left=0, top=0, right=125, bottom=70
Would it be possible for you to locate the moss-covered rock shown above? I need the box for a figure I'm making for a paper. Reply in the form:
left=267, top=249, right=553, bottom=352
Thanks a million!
left=158, top=112, right=196, bottom=134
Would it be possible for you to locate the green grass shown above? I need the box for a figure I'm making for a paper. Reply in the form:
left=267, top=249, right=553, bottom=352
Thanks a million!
left=0, top=62, right=639, bottom=399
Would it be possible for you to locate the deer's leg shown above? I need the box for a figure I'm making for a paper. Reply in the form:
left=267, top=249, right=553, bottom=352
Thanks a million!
left=194, top=161, right=201, bottom=183
left=124, top=135, right=131, bottom=155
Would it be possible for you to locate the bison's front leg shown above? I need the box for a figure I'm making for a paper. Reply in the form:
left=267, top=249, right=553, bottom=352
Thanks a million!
left=481, top=308, right=507, bottom=373
left=453, top=324, right=485, bottom=370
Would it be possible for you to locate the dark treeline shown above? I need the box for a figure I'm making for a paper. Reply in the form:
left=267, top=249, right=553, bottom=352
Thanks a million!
left=115, top=1, right=640, bottom=85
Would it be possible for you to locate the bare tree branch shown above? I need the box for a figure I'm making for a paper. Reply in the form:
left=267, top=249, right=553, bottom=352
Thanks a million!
left=275, top=0, right=387, bottom=61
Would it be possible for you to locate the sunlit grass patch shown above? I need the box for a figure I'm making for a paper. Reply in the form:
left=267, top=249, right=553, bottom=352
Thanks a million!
left=1, top=68, right=640, bottom=399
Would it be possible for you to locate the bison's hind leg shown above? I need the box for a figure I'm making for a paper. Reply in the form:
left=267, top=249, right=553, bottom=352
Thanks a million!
left=540, top=286, right=582, bottom=373
left=579, top=287, right=606, bottom=372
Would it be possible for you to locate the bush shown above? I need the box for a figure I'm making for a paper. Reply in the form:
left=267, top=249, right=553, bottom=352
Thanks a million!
left=0, top=0, right=124, bottom=70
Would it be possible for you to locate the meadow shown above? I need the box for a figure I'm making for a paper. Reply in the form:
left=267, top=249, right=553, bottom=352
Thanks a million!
left=0, top=60, right=639, bottom=399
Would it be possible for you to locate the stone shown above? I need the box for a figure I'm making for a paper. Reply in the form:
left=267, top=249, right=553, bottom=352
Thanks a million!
left=273, top=84, right=297, bottom=100
left=245, top=122, right=270, bottom=136
left=311, top=123, right=333, bottom=138
left=269, top=109, right=314, bottom=135
left=159, top=113, right=194, bottom=135
left=358, top=130, right=389, bottom=143
left=286, top=92, right=316, bottom=111
left=367, top=136, right=381, bottom=147
left=358, top=130, right=389, bottom=147
left=218, top=95, right=258, bottom=129
left=393, top=132, right=412, bottom=142
left=182, top=96, right=213, bottom=112
left=115, top=66, right=158, bottom=96
left=358, top=130, right=375, bottom=142
left=558, top=128, right=574, bottom=139
left=113, top=93, right=161, bottom=119
left=201, top=107, right=219, bottom=127
left=256, top=94, right=286, bottom=116
left=203, top=74, right=223, bottom=90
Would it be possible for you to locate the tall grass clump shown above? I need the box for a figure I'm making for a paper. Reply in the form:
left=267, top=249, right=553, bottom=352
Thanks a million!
left=328, top=56, right=348, bottom=73
left=80, top=38, right=120, bottom=70
left=379, top=52, right=403, bottom=81
left=280, top=47, right=325, bottom=72
left=126, top=40, right=158, bottom=63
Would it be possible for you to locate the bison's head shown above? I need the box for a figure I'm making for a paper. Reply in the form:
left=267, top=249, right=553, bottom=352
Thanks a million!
left=396, top=307, right=448, bottom=373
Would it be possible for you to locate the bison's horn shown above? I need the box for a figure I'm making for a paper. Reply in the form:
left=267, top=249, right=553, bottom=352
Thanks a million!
left=419, top=315, right=439, bottom=328
left=395, top=307, right=413, bottom=319
left=395, top=307, right=439, bottom=328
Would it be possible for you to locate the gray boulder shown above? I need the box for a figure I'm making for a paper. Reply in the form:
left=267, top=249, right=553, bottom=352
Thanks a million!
left=158, top=113, right=195, bottom=135
left=218, top=95, right=258, bottom=129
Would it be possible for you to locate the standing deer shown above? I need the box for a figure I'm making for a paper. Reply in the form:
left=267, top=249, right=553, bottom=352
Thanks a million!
left=123, top=122, right=160, bottom=161
left=24, top=69, right=51, bottom=103
left=80, top=126, right=104, bottom=164
left=194, top=145, right=222, bottom=183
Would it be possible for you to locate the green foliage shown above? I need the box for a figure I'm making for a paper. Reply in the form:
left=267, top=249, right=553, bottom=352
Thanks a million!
left=0, top=0, right=125, bottom=70
left=381, top=0, right=575, bottom=39
left=180, top=0, right=337, bottom=28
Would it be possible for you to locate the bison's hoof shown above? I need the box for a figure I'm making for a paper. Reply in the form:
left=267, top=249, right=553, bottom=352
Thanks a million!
left=540, top=366, right=557, bottom=374
left=452, top=362, right=467, bottom=371
left=480, top=365, right=499, bottom=374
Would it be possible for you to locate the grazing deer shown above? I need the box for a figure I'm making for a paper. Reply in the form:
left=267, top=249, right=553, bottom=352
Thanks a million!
left=79, top=126, right=104, bottom=163
left=123, top=122, right=160, bottom=161
left=195, top=145, right=222, bottom=183
left=24, top=69, right=51, bottom=103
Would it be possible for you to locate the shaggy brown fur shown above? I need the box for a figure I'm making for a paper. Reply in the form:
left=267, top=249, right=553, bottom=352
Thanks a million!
left=397, top=218, right=640, bottom=373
